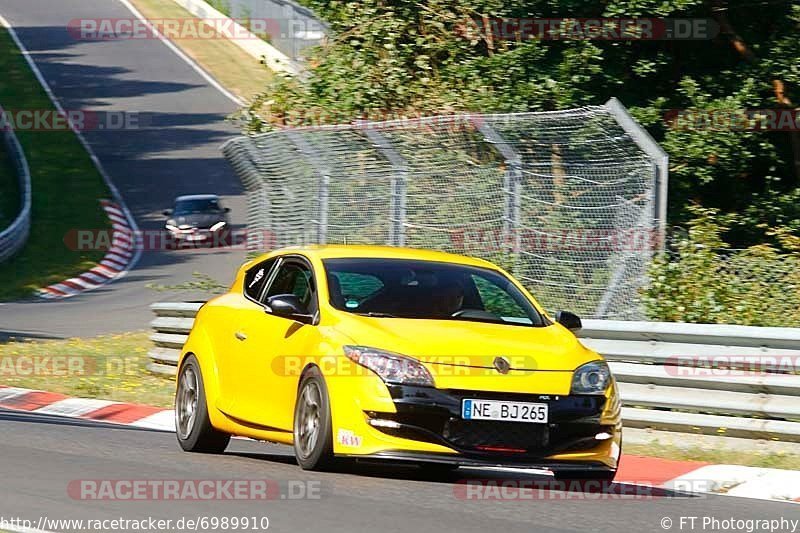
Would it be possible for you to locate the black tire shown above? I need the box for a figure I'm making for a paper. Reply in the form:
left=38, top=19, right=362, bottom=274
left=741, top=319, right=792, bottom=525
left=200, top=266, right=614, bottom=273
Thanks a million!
left=293, top=367, right=335, bottom=470
left=175, top=355, right=230, bottom=453
left=553, top=469, right=617, bottom=483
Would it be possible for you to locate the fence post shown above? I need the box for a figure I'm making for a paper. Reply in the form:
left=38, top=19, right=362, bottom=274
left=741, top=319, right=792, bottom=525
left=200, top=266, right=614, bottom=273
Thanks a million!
left=474, top=118, right=522, bottom=266
left=605, top=98, right=668, bottom=250
left=286, top=131, right=331, bottom=244
left=363, top=128, right=407, bottom=246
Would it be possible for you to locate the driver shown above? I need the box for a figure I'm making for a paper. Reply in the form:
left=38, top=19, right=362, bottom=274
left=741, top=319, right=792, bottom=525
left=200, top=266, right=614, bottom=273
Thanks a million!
left=434, top=281, right=464, bottom=317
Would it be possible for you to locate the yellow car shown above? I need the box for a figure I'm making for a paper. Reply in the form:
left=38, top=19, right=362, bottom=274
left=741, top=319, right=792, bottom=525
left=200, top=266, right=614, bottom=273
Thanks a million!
left=175, top=245, right=621, bottom=480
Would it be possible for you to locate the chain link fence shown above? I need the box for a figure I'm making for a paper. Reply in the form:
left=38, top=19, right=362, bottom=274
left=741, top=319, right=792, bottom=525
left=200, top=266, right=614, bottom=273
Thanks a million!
left=0, top=104, right=32, bottom=264
left=222, top=99, right=667, bottom=319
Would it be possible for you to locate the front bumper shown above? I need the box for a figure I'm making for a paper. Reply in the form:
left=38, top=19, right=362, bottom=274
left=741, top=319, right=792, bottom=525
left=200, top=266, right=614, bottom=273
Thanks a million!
left=341, top=451, right=615, bottom=472
left=330, top=381, right=621, bottom=469
left=169, top=228, right=213, bottom=241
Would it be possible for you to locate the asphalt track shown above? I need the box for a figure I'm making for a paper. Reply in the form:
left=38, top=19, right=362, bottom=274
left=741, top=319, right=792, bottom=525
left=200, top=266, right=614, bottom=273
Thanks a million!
left=1, top=408, right=797, bottom=533
left=0, top=0, right=248, bottom=340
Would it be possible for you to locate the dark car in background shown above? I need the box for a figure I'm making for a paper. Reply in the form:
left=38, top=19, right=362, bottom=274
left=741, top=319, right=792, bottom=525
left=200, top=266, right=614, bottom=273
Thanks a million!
left=164, top=194, right=230, bottom=246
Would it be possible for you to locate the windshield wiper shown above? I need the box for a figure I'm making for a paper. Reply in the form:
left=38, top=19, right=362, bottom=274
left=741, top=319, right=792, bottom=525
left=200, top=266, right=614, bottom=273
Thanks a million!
left=354, top=312, right=398, bottom=318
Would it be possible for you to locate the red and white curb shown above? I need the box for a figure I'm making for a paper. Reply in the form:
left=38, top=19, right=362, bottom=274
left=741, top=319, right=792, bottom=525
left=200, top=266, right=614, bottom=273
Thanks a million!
left=0, top=385, right=173, bottom=431
left=38, top=200, right=135, bottom=299
left=1, top=385, right=798, bottom=504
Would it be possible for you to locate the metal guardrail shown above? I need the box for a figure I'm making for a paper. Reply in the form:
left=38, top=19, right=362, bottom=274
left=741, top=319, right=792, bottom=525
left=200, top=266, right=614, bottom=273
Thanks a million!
left=0, top=104, right=32, bottom=263
left=149, top=304, right=800, bottom=441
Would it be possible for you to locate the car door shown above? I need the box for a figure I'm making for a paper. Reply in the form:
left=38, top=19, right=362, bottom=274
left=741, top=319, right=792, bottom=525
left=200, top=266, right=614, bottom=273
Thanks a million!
left=225, top=256, right=323, bottom=432
left=215, top=256, right=279, bottom=414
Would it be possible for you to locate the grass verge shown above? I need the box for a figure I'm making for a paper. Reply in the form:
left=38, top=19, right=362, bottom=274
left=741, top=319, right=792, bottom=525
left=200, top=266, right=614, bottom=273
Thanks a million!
left=0, top=332, right=175, bottom=407
left=626, top=441, right=800, bottom=470
left=128, top=0, right=274, bottom=102
left=0, top=140, right=20, bottom=229
left=0, top=27, right=109, bottom=300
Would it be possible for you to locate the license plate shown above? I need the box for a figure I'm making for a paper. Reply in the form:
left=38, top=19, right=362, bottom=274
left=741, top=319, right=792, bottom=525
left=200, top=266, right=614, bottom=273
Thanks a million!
left=462, top=399, right=548, bottom=423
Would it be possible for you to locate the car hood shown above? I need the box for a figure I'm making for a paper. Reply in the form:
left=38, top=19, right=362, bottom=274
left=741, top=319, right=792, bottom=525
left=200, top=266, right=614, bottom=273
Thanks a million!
left=170, top=213, right=224, bottom=228
left=331, top=313, right=599, bottom=372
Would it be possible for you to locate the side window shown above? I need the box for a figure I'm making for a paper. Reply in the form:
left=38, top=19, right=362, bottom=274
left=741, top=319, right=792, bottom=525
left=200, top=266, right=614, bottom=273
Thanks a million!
left=265, top=261, right=316, bottom=309
left=471, top=275, right=530, bottom=322
left=244, top=258, right=276, bottom=301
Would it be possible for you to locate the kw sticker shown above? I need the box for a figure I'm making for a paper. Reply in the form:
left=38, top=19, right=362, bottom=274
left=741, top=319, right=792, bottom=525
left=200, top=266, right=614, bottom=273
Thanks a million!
left=337, top=429, right=363, bottom=448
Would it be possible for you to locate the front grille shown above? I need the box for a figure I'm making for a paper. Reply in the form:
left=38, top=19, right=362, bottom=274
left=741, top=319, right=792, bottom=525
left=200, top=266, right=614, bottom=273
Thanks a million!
left=443, top=419, right=549, bottom=451
left=373, top=385, right=612, bottom=458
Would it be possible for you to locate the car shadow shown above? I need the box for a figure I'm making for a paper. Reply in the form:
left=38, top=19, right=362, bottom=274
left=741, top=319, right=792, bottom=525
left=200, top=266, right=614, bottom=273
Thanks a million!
left=224, top=449, right=701, bottom=499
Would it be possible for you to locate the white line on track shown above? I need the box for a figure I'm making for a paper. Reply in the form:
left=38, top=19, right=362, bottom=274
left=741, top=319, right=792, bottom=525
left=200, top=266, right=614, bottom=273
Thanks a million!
left=0, top=13, right=143, bottom=289
left=117, top=0, right=244, bottom=106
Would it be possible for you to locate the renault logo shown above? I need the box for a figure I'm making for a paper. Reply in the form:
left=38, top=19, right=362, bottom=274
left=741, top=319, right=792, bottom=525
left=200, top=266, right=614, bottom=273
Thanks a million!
left=493, top=357, right=511, bottom=374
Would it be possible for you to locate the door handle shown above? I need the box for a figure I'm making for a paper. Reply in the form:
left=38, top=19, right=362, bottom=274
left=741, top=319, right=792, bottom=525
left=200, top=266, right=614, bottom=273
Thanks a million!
left=234, top=331, right=247, bottom=341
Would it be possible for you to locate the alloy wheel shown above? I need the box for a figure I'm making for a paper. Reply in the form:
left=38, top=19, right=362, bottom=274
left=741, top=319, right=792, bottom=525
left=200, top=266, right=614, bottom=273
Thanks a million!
left=176, top=364, right=199, bottom=440
left=295, top=381, right=322, bottom=458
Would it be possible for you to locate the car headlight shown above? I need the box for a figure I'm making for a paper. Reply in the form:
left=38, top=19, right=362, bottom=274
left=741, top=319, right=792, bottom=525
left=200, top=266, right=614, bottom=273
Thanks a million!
left=210, top=221, right=227, bottom=232
left=571, top=361, right=612, bottom=395
left=343, top=346, right=434, bottom=387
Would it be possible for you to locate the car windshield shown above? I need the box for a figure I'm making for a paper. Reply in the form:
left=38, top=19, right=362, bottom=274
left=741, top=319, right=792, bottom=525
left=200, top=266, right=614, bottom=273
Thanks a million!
left=323, top=258, right=547, bottom=327
left=174, top=198, right=221, bottom=215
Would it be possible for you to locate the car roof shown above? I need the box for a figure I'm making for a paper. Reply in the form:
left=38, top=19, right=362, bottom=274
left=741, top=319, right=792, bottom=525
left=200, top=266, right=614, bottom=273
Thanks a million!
left=267, top=245, right=499, bottom=269
left=175, top=194, right=220, bottom=201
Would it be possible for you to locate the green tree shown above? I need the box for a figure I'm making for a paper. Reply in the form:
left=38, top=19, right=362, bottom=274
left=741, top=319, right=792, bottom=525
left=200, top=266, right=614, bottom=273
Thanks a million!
left=241, top=0, right=800, bottom=248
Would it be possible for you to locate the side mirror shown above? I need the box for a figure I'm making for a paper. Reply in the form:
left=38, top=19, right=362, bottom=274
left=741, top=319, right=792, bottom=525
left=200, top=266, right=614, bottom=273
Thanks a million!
left=163, top=209, right=173, bottom=217
left=555, top=310, right=582, bottom=332
left=266, top=294, right=313, bottom=323
left=224, top=207, right=231, bottom=213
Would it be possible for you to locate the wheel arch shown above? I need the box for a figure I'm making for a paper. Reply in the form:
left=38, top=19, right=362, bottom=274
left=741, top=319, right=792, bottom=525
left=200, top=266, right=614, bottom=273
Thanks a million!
left=179, top=326, right=223, bottom=422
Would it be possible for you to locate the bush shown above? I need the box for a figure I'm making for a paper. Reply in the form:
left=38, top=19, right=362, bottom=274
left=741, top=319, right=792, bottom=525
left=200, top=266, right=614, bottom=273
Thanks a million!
left=238, top=1, right=800, bottom=251
left=644, top=208, right=800, bottom=326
